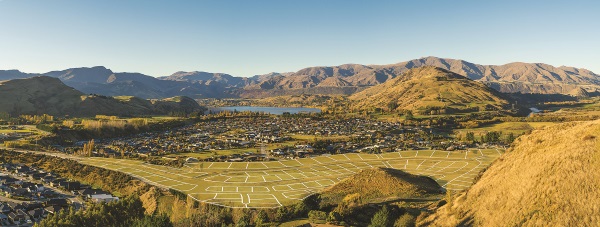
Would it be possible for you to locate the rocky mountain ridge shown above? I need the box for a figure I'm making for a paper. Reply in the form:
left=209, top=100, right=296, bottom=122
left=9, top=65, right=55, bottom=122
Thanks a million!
left=1, top=57, right=598, bottom=98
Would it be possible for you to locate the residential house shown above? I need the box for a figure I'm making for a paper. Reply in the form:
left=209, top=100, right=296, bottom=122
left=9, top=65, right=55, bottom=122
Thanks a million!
left=28, top=208, right=45, bottom=221
left=8, top=188, right=29, bottom=198
left=45, top=199, right=68, bottom=207
left=0, top=213, right=8, bottom=224
left=29, top=173, right=46, bottom=181
left=42, top=176, right=55, bottom=184
left=64, top=182, right=81, bottom=191
left=15, top=166, right=31, bottom=175
left=78, top=189, right=111, bottom=199
left=0, top=203, right=11, bottom=213
left=6, top=202, right=24, bottom=212
left=24, top=203, right=43, bottom=211
left=7, top=210, right=29, bottom=224
left=90, top=194, right=119, bottom=203
left=44, top=205, right=63, bottom=215
left=50, top=179, right=66, bottom=188
left=1, top=177, right=19, bottom=185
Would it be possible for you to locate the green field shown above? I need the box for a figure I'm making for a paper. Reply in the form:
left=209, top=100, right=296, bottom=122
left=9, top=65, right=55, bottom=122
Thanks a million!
left=77, top=148, right=504, bottom=208
left=290, top=134, right=350, bottom=141
left=455, top=121, right=556, bottom=137
left=167, top=141, right=299, bottom=159
left=0, top=125, right=50, bottom=135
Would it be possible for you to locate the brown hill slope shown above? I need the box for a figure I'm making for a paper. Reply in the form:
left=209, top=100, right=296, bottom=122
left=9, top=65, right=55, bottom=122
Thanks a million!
left=161, top=71, right=249, bottom=87
left=419, top=120, right=600, bottom=226
left=316, top=76, right=352, bottom=87
left=349, top=67, right=511, bottom=114
left=0, top=76, right=84, bottom=116
left=0, top=76, right=203, bottom=117
left=3, top=57, right=599, bottom=98
left=248, top=56, right=600, bottom=95
left=318, top=167, right=442, bottom=207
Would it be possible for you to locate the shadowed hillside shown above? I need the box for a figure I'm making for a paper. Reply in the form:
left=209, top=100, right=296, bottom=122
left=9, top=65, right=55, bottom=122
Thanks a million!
left=419, top=120, right=600, bottom=226
left=0, top=76, right=204, bottom=117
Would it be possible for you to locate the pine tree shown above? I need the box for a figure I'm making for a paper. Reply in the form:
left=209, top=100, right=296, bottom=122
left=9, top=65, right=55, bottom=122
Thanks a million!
left=466, top=132, right=475, bottom=142
left=82, top=139, right=95, bottom=157
left=369, top=205, right=391, bottom=227
left=254, top=210, right=268, bottom=226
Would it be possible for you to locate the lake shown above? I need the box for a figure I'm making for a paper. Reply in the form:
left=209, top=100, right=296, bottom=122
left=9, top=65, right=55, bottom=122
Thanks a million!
left=209, top=106, right=322, bottom=115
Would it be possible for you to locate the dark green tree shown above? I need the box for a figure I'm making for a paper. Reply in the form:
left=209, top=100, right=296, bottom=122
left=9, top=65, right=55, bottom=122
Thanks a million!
left=506, top=132, right=516, bottom=143
left=466, top=132, right=475, bottom=142
left=387, top=101, right=399, bottom=112
left=254, top=210, right=268, bottom=226
left=369, top=205, right=392, bottom=227
left=405, top=111, right=414, bottom=120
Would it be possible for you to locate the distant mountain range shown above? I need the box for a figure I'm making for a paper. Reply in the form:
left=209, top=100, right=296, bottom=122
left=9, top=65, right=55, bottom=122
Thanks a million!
left=1, top=57, right=598, bottom=98
left=0, top=76, right=204, bottom=117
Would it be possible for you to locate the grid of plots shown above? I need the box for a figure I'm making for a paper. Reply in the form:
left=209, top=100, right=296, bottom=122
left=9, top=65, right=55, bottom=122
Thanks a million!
left=79, top=148, right=504, bottom=208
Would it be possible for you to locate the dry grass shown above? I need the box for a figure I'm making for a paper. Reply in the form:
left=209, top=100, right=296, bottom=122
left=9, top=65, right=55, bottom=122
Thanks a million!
left=319, top=168, right=442, bottom=206
left=419, top=120, right=600, bottom=226
left=350, top=67, right=509, bottom=114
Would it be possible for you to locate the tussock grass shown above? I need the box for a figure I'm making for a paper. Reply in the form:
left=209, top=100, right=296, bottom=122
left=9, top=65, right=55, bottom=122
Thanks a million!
left=419, top=120, right=600, bottom=226
left=319, top=167, right=442, bottom=207
left=350, top=67, right=509, bottom=114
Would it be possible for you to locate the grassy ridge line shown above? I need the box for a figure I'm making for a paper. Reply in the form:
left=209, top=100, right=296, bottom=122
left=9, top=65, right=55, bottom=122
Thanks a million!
left=350, top=67, right=512, bottom=114
left=420, top=120, right=600, bottom=226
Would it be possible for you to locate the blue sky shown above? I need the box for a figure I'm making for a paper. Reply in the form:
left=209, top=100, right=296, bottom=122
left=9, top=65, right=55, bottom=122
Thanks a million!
left=0, top=0, right=599, bottom=77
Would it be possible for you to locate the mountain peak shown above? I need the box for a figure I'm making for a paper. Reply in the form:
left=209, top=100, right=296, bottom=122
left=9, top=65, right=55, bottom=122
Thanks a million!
left=350, top=66, right=510, bottom=114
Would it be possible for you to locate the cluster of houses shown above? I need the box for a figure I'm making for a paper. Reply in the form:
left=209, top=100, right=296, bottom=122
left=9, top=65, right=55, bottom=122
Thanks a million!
left=0, top=199, right=67, bottom=226
left=0, top=163, right=119, bottom=225
left=0, top=164, right=61, bottom=201
left=56, top=117, right=481, bottom=162
left=200, top=152, right=270, bottom=162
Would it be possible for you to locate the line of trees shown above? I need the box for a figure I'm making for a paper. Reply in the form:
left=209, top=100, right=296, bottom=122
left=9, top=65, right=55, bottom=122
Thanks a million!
left=464, top=131, right=516, bottom=144
left=37, top=196, right=171, bottom=227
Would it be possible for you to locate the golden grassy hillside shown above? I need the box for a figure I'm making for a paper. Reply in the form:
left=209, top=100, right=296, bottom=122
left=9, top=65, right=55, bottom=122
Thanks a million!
left=319, top=167, right=442, bottom=207
left=419, top=120, right=600, bottom=226
left=350, top=66, right=510, bottom=114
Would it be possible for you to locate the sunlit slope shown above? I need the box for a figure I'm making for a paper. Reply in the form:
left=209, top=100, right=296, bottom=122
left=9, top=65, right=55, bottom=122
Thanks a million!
left=350, top=66, right=510, bottom=114
left=77, top=148, right=503, bottom=208
left=420, top=120, right=600, bottom=226
left=0, top=76, right=203, bottom=116
left=318, top=167, right=443, bottom=207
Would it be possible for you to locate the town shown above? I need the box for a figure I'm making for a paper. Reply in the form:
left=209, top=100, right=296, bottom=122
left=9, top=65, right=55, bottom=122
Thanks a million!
left=0, top=162, right=118, bottom=226
left=52, top=116, right=502, bottom=164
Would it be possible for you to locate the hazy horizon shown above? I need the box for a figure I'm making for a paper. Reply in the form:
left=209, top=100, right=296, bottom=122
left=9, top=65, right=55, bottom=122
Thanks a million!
left=1, top=0, right=599, bottom=77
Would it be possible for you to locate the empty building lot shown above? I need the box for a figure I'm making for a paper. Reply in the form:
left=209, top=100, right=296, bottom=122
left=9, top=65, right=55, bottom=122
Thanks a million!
left=78, top=148, right=503, bottom=208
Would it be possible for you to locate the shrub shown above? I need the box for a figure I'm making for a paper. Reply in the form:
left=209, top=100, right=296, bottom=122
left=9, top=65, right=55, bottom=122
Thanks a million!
left=326, top=211, right=342, bottom=224
left=369, top=205, right=392, bottom=227
left=394, top=213, right=416, bottom=227
left=308, top=210, right=327, bottom=223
